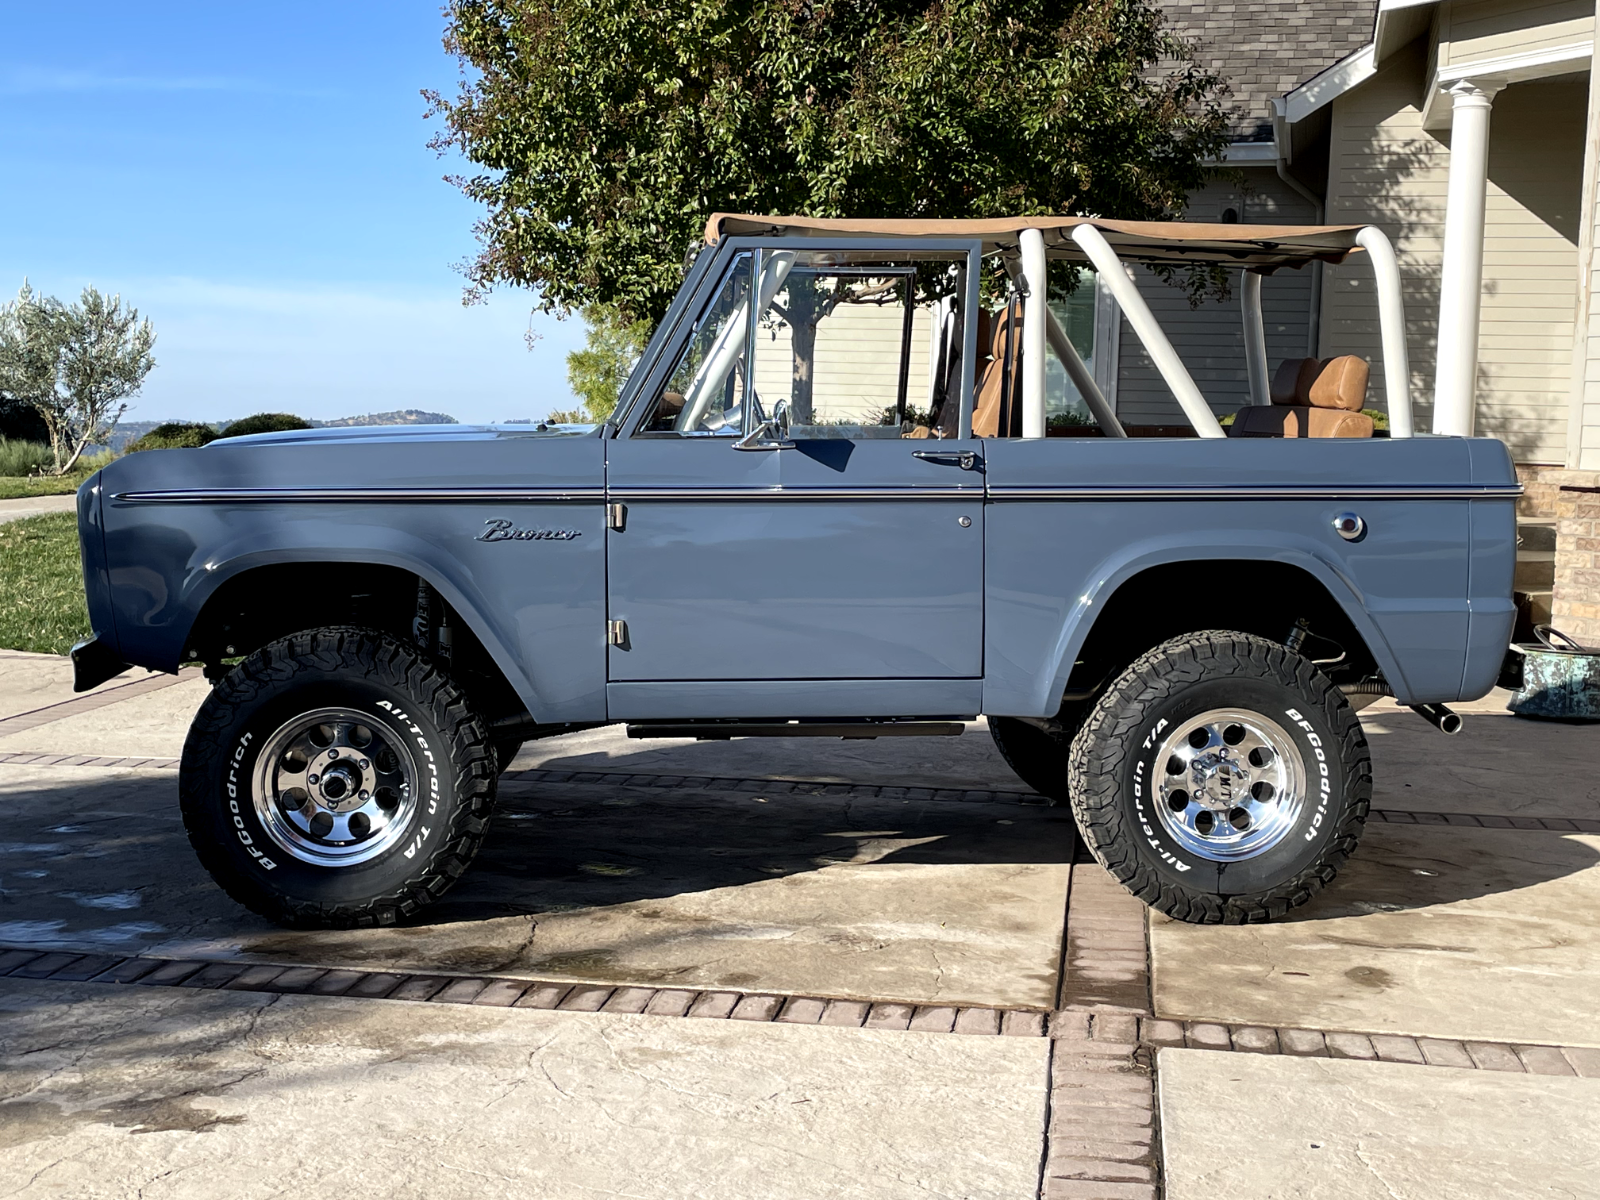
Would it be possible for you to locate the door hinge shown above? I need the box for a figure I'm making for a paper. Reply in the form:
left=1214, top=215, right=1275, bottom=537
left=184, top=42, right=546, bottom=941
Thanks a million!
left=607, top=502, right=627, bottom=531
left=608, top=619, right=628, bottom=648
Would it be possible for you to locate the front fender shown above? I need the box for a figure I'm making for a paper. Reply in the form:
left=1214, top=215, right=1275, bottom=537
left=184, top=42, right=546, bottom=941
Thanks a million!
left=104, top=500, right=607, bottom=724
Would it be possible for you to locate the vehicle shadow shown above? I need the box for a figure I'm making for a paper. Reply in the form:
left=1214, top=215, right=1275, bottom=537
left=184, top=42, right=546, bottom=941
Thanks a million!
left=1276, top=817, right=1600, bottom=923
left=0, top=767, right=1076, bottom=979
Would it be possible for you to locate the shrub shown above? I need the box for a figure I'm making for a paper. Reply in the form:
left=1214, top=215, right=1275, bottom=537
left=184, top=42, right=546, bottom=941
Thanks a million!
left=0, top=438, right=54, bottom=477
left=126, top=422, right=219, bottom=452
left=219, top=412, right=312, bottom=438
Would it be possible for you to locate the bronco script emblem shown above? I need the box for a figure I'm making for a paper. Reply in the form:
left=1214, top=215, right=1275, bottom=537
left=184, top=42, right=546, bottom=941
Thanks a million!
left=477, top=518, right=582, bottom=542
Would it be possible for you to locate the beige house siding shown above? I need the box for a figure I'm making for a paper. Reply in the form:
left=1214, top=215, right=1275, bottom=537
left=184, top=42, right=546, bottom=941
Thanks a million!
left=1479, top=78, right=1585, bottom=462
left=1321, top=38, right=1583, bottom=462
left=1114, top=171, right=1318, bottom=426
left=1570, top=46, right=1600, bottom=469
left=1440, top=0, right=1593, bottom=68
left=752, top=301, right=933, bottom=425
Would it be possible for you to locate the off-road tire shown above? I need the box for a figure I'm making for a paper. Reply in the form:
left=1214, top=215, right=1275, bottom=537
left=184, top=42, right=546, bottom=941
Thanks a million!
left=987, top=704, right=1090, bottom=804
left=1068, top=631, right=1370, bottom=924
left=180, top=627, right=497, bottom=928
left=494, top=740, right=523, bottom=776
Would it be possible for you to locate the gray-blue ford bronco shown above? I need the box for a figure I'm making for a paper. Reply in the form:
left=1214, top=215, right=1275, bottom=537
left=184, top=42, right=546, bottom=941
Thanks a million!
left=72, top=214, right=1520, bottom=929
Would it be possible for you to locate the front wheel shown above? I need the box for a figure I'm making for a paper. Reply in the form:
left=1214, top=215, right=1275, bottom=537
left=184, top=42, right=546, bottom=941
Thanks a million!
left=1068, top=631, right=1370, bottom=924
left=179, top=627, right=497, bottom=928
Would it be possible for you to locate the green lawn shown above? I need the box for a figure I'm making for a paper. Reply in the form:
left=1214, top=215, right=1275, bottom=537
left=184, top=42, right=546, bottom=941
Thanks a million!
left=0, top=473, right=89, bottom=500
left=0, top=513, right=91, bottom=655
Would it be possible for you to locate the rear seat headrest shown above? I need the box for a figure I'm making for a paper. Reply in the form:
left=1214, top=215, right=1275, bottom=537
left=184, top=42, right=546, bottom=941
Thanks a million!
left=1270, top=358, right=1320, bottom=406
left=1308, top=355, right=1369, bottom=412
left=1270, top=355, right=1369, bottom=412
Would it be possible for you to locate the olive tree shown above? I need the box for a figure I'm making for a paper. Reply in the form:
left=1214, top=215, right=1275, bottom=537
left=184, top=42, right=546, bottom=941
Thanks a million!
left=0, top=283, right=156, bottom=473
left=428, top=0, right=1230, bottom=342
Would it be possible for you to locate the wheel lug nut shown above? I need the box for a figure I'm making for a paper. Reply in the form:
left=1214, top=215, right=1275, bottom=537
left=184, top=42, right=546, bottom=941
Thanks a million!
left=359, top=789, right=369, bottom=800
left=328, top=749, right=339, bottom=760
left=308, top=773, right=320, bottom=784
left=358, top=759, right=370, bottom=770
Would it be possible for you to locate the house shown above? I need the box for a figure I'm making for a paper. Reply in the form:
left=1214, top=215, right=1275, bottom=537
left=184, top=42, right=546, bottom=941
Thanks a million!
left=1087, top=0, right=1598, bottom=645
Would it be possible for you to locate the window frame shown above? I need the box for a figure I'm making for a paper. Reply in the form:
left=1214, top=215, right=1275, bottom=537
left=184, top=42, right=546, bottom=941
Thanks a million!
left=615, top=237, right=983, bottom=441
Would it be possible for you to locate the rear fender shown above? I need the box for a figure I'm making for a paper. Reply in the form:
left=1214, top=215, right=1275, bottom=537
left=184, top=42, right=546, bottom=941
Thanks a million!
left=988, top=535, right=1415, bottom=717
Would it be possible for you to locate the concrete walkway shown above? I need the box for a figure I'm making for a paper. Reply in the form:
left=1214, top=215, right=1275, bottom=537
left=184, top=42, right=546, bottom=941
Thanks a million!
left=0, top=494, right=76, bottom=525
left=0, top=652, right=1595, bottom=1198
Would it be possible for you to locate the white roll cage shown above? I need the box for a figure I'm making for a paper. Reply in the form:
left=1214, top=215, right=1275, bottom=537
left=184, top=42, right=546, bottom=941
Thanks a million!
left=1015, top=223, right=1412, bottom=440
left=695, top=214, right=1414, bottom=441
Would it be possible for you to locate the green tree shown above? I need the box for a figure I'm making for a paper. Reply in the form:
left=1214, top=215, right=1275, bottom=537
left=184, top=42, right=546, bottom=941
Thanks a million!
left=0, top=283, right=156, bottom=473
left=427, top=0, right=1229, bottom=326
left=563, top=303, right=653, bottom=421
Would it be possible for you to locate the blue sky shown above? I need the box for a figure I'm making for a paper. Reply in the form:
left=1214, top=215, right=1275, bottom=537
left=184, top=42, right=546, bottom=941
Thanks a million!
left=0, top=2, right=584, bottom=426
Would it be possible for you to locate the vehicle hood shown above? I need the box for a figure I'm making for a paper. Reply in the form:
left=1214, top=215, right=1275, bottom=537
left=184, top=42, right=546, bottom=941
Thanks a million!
left=209, top=423, right=599, bottom=448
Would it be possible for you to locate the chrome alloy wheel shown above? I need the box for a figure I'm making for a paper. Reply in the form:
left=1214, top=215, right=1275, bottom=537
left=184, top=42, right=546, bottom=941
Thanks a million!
left=1153, top=708, right=1307, bottom=862
left=251, top=707, right=417, bottom=866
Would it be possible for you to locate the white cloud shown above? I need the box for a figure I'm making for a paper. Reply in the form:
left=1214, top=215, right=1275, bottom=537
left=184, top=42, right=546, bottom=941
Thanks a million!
left=104, top=277, right=586, bottom=426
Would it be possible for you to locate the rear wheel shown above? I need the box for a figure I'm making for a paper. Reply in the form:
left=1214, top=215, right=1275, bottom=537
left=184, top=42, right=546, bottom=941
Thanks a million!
left=1068, top=631, right=1370, bottom=923
left=179, top=627, right=496, bottom=928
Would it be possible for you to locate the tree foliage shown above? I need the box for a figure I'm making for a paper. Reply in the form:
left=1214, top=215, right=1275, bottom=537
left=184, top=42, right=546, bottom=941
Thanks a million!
left=126, top=422, right=219, bottom=452
left=220, top=412, right=312, bottom=438
left=564, top=303, right=653, bottom=421
left=0, top=283, right=156, bottom=473
left=428, top=0, right=1230, bottom=326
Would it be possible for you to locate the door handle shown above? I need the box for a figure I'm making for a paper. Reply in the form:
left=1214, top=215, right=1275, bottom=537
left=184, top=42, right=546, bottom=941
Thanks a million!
left=912, top=450, right=981, bottom=471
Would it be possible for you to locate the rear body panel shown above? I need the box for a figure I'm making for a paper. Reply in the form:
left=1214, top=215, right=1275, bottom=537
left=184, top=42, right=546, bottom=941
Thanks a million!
left=982, top=435, right=1516, bottom=711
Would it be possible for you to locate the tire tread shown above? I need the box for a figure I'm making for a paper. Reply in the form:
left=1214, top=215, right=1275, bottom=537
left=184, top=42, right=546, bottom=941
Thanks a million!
left=1066, top=630, right=1371, bottom=925
left=178, top=627, right=497, bottom=929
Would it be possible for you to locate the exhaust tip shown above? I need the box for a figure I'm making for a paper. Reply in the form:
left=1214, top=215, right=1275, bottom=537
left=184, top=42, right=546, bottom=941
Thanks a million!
left=1409, top=703, right=1463, bottom=736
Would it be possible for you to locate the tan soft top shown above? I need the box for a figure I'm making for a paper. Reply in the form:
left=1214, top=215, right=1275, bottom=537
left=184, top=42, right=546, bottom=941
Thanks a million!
left=704, top=213, right=1367, bottom=268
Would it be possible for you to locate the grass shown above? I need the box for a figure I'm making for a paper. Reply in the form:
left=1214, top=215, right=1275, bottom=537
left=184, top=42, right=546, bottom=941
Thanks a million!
left=0, top=450, right=114, bottom=500
left=0, top=513, right=90, bottom=655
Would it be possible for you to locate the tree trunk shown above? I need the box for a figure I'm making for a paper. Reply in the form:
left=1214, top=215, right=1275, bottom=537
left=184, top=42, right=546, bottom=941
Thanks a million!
left=786, top=279, right=820, bottom=425
left=35, top=405, right=67, bottom=475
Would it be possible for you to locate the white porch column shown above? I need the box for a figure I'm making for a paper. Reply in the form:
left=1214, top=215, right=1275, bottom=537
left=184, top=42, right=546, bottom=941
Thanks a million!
left=1433, top=78, right=1505, bottom=436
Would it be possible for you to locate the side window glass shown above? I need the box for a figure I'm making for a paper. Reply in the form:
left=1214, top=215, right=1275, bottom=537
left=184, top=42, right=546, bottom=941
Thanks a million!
left=751, top=252, right=966, bottom=439
left=638, top=253, right=753, bottom=436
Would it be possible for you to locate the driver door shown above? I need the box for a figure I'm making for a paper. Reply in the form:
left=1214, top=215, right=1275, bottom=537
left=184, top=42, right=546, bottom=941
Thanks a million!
left=604, top=243, right=985, bottom=711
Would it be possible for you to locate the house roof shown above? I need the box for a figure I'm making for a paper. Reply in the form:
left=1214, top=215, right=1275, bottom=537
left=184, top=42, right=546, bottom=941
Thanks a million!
left=704, top=214, right=1369, bottom=268
left=1156, top=0, right=1380, bottom=140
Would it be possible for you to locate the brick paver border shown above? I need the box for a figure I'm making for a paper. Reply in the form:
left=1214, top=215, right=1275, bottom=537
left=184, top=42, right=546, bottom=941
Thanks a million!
left=0, top=671, right=189, bottom=740
left=0, top=945, right=1047, bottom=1038
left=1137, top=1016, right=1600, bottom=1077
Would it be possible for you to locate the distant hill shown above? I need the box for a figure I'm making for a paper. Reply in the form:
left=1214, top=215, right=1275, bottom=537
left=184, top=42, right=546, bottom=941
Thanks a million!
left=309, top=410, right=458, bottom=428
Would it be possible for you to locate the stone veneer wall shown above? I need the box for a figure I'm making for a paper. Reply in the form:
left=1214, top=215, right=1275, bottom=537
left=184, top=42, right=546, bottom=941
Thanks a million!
left=1518, top=462, right=1571, bottom=520
left=1552, top=471, right=1600, bottom=646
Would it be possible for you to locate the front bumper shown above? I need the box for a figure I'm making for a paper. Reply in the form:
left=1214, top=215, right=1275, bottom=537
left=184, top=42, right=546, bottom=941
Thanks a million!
left=71, top=636, right=130, bottom=693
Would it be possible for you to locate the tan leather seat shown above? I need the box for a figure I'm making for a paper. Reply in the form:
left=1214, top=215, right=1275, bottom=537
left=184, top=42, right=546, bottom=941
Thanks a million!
left=1230, top=354, right=1374, bottom=438
left=972, top=306, right=1022, bottom=438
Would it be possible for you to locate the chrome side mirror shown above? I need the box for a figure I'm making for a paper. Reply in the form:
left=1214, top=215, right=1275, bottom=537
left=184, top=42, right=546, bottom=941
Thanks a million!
left=733, top=417, right=795, bottom=452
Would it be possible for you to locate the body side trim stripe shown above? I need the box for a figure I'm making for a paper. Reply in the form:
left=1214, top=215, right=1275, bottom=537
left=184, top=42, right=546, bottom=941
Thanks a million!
left=112, top=483, right=1521, bottom=504
left=608, top=487, right=982, bottom=501
left=987, top=485, right=1522, bottom=501
left=110, top=487, right=607, bottom=504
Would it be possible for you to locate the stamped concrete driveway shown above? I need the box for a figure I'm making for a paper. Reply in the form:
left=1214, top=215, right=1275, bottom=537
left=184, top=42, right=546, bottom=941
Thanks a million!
left=0, top=649, right=1597, bottom=1198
